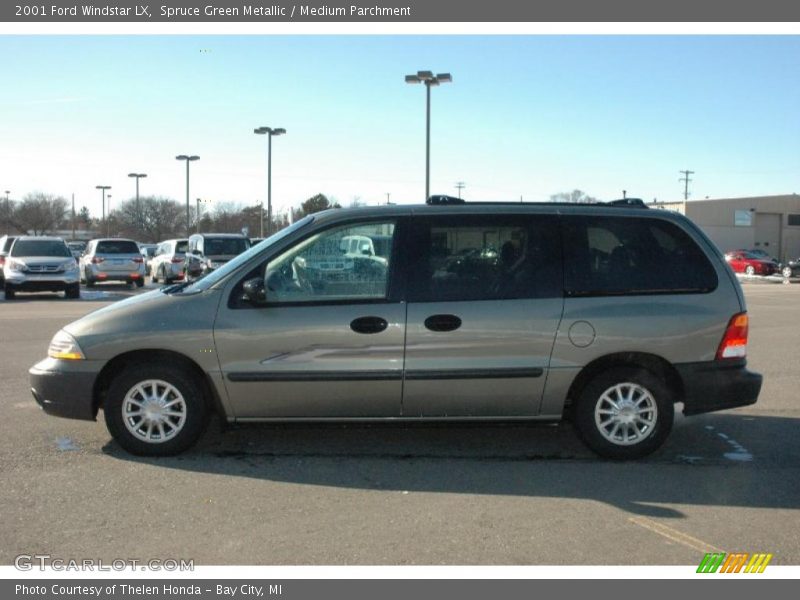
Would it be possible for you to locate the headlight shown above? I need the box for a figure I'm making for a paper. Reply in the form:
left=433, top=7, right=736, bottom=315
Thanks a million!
left=48, top=330, right=86, bottom=360
left=64, top=261, right=79, bottom=273
left=8, top=259, right=27, bottom=272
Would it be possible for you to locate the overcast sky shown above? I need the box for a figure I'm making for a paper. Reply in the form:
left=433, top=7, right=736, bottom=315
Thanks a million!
left=1, top=35, right=798, bottom=218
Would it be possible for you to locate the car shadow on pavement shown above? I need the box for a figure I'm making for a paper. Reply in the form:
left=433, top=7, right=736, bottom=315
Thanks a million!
left=103, top=412, right=800, bottom=519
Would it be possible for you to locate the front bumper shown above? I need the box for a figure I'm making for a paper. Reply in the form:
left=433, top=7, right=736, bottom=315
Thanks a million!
left=5, top=272, right=79, bottom=291
left=677, top=360, right=762, bottom=416
left=29, top=358, right=104, bottom=421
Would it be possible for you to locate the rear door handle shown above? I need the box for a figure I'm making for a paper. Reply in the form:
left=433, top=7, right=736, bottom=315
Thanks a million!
left=350, top=316, right=389, bottom=334
left=424, top=314, right=462, bottom=332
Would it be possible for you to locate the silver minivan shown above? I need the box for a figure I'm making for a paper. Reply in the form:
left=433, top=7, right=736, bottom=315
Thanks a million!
left=29, top=199, right=762, bottom=458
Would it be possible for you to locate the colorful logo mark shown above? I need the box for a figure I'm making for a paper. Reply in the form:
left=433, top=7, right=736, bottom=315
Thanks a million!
left=697, top=552, right=773, bottom=573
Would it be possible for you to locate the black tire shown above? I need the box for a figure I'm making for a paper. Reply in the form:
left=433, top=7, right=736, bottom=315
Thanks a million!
left=104, top=363, right=209, bottom=456
left=573, top=367, right=674, bottom=460
left=135, top=278, right=144, bottom=288
left=163, top=266, right=174, bottom=284
left=65, top=283, right=80, bottom=299
left=85, top=268, right=95, bottom=287
left=4, top=284, right=15, bottom=299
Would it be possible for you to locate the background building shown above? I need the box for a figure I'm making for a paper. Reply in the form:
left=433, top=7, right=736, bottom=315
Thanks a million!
left=653, top=194, right=800, bottom=261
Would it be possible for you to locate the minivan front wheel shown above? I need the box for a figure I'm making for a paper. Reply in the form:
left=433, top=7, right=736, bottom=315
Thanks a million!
left=573, top=367, right=674, bottom=460
left=104, top=364, right=208, bottom=456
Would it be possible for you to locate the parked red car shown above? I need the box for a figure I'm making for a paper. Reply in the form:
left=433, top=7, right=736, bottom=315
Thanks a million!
left=724, top=251, right=778, bottom=276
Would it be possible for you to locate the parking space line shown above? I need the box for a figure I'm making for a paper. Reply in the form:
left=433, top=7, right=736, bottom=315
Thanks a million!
left=628, top=516, right=724, bottom=553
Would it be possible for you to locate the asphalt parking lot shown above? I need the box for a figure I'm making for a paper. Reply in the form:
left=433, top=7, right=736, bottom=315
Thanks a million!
left=0, top=280, right=798, bottom=565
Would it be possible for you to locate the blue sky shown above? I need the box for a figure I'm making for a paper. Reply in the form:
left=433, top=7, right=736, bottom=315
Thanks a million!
left=1, top=35, right=798, bottom=218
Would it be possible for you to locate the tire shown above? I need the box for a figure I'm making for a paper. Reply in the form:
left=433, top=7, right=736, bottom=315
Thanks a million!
left=152, top=265, right=160, bottom=284
left=782, top=266, right=792, bottom=279
left=573, top=367, right=674, bottom=460
left=65, top=283, right=80, bottom=299
left=4, top=284, right=15, bottom=300
left=85, top=268, right=95, bottom=287
left=135, top=278, right=144, bottom=288
left=104, top=363, right=209, bottom=456
left=745, top=265, right=755, bottom=276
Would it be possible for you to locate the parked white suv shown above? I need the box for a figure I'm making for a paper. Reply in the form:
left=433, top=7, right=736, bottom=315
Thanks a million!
left=150, top=239, right=189, bottom=284
left=3, top=236, right=80, bottom=299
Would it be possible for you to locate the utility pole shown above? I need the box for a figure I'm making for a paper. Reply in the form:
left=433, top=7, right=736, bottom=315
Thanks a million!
left=71, top=193, right=75, bottom=240
left=679, top=170, right=694, bottom=200
left=455, top=181, right=465, bottom=198
left=386, top=192, right=391, bottom=205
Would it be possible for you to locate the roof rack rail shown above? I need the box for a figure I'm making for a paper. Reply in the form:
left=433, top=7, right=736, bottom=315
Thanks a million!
left=427, top=195, right=465, bottom=205
left=607, top=198, right=648, bottom=208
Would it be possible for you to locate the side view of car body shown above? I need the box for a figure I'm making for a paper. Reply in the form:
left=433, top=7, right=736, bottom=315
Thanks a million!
left=149, top=239, right=188, bottom=284
left=29, top=201, right=762, bottom=459
left=724, top=250, right=778, bottom=276
left=3, top=236, right=80, bottom=299
left=80, top=238, right=146, bottom=287
left=0, top=234, right=17, bottom=285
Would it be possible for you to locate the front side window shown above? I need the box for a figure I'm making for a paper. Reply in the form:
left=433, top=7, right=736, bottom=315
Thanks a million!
left=265, top=222, right=395, bottom=304
left=563, top=216, right=718, bottom=296
left=407, top=215, right=562, bottom=302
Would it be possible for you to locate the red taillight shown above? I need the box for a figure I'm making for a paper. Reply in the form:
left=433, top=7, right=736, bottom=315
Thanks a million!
left=132, top=257, right=143, bottom=264
left=0, top=256, right=5, bottom=266
left=716, top=312, right=749, bottom=360
left=171, top=257, right=184, bottom=263
left=91, top=257, right=104, bottom=264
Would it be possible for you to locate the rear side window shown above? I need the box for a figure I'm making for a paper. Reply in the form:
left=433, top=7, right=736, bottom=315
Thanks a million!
left=175, top=241, right=189, bottom=253
left=96, top=240, right=140, bottom=254
left=563, top=216, right=718, bottom=296
left=407, top=214, right=562, bottom=302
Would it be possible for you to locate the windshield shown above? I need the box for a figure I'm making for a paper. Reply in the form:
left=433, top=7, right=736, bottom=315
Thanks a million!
left=11, top=239, right=71, bottom=258
left=174, top=216, right=314, bottom=293
left=204, top=237, right=249, bottom=256
left=96, top=240, right=140, bottom=254
left=175, top=240, right=189, bottom=253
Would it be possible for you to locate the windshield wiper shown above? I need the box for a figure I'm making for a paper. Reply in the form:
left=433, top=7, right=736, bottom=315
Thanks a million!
left=161, top=281, right=193, bottom=294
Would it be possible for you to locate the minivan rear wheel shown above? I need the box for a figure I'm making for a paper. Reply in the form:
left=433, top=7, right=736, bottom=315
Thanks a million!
left=104, top=364, right=209, bottom=456
left=573, top=367, right=674, bottom=460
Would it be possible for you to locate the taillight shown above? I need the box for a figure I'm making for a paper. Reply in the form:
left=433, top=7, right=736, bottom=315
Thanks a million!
left=91, top=257, right=104, bottom=264
left=0, top=256, right=5, bottom=266
left=132, top=257, right=144, bottom=263
left=716, top=312, right=749, bottom=360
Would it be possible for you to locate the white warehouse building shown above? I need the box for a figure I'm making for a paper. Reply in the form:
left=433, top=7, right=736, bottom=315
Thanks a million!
left=653, top=194, right=800, bottom=262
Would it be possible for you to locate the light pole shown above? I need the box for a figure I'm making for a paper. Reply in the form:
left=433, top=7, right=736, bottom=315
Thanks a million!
left=95, top=185, right=111, bottom=237
left=405, top=70, right=452, bottom=201
left=128, top=172, right=147, bottom=233
left=254, top=126, right=285, bottom=237
left=106, top=195, right=113, bottom=236
left=175, top=155, right=200, bottom=235
left=196, top=197, right=210, bottom=233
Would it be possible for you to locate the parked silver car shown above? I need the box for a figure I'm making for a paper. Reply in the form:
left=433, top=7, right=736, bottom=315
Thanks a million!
left=80, top=238, right=146, bottom=287
left=149, top=239, right=188, bottom=284
left=3, top=236, right=80, bottom=299
left=30, top=198, right=762, bottom=458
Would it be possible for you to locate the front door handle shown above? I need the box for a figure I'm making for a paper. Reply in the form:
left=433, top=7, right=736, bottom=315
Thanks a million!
left=350, top=316, right=389, bottom=334
left=424, top=314, right=462, bottom=332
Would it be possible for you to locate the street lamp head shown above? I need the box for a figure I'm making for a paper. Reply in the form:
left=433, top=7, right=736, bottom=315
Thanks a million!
left=405, top=75, right=421, bottom=84
left=95, top=185, right=111, bottom=190
left=189, top=155, right=200, bottom=161
left=436, top=73, right=452, bottom=83
left=417, top=70, right=434, bottom=80
left=176, top=155, right=188, bottom=160
left=255, top=127, right=286, bottom=136
left=128, top=172, right=147, bottom=178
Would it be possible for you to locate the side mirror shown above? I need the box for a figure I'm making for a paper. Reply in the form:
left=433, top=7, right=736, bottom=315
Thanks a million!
left=243, top=277, right=267, bottom=306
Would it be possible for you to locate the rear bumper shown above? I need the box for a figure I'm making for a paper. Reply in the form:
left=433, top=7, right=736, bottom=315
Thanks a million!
left=29, top=358, right=103, bottom=421
left=676, top=360, right=762, bottom=416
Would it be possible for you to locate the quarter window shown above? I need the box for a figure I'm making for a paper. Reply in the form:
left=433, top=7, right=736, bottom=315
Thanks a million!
left=563, top=216, right=718, bottom=296
left=265, top=222, right=395, bottom=303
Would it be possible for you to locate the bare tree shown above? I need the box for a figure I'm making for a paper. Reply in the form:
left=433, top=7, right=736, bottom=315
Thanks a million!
left=112, top=196, right=187, bottom=242
left=11, top=193, right=69, bottom=235
left=549, top=189, right=599, bottom=204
